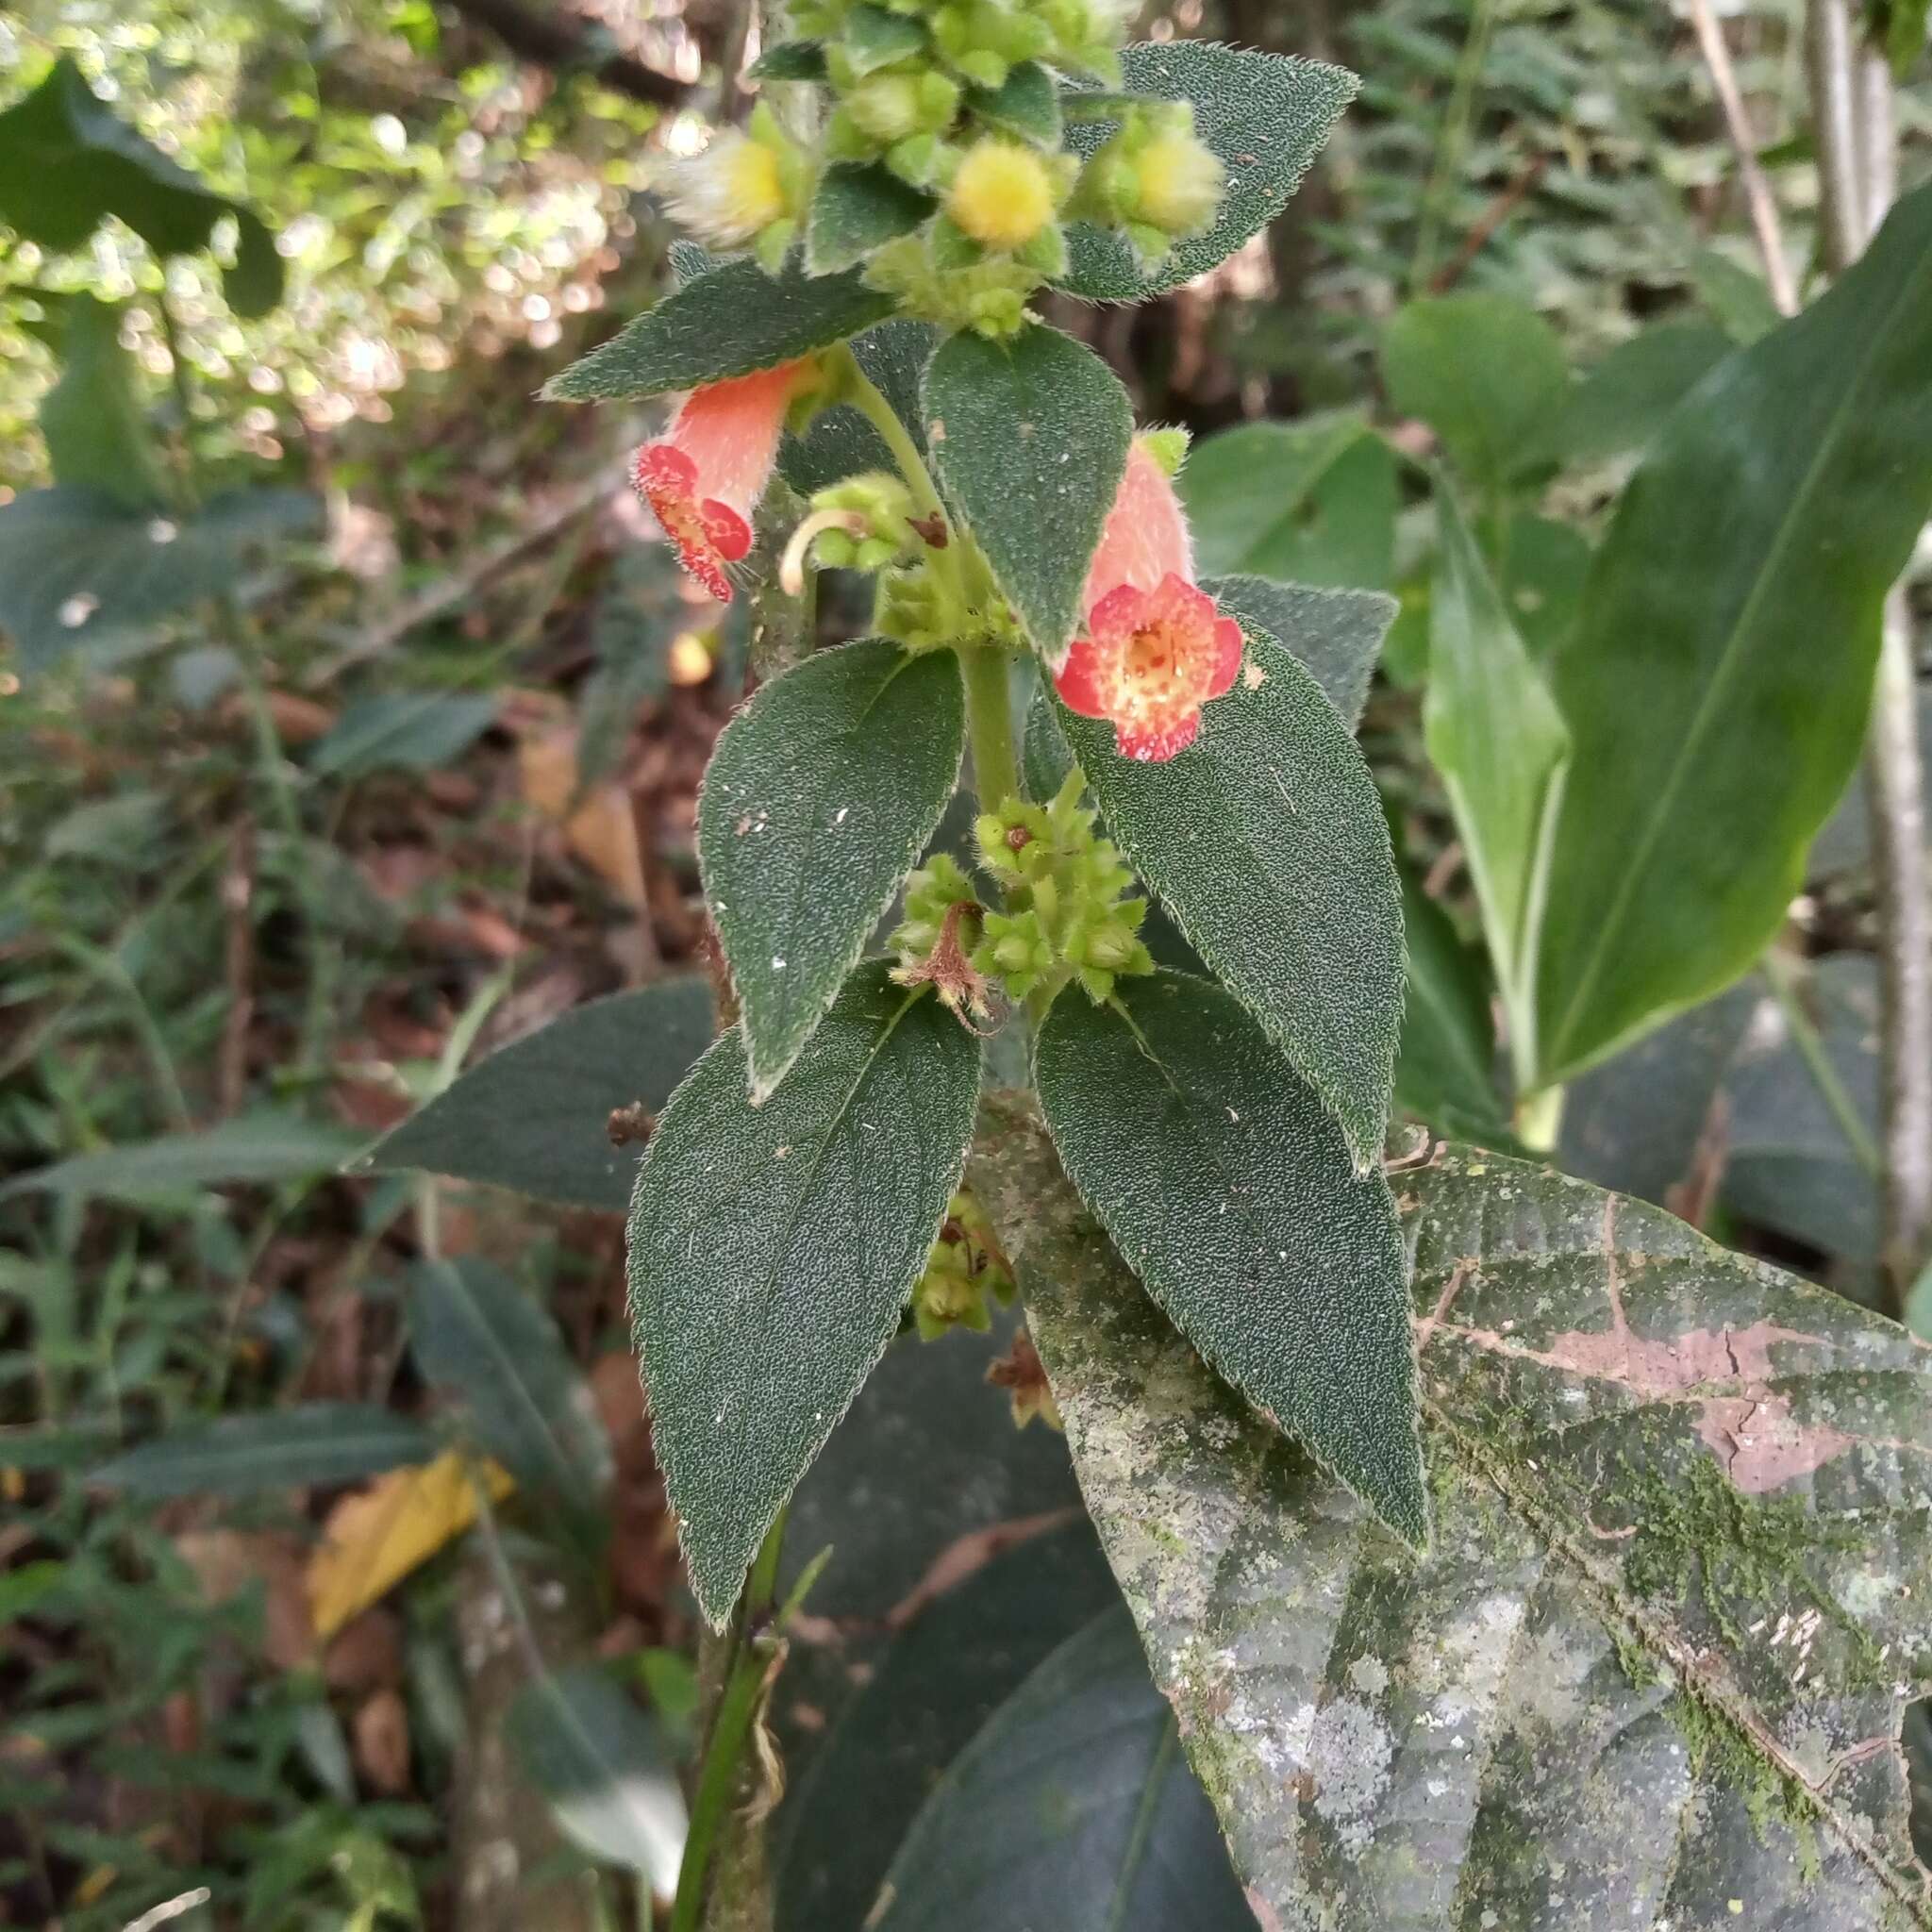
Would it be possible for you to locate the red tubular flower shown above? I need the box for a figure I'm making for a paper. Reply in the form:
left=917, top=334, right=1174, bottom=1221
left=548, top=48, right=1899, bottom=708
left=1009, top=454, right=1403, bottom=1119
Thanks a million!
left=1054, top=440, right=1242, bottom=761
left=633, top=359, right=811, bottom=601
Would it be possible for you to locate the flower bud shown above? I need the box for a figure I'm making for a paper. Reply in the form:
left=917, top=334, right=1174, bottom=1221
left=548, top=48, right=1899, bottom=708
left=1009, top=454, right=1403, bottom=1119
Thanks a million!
left=1134, top=127, right=1225, bottom=237
left=946, top=138, right=1058, bottom=252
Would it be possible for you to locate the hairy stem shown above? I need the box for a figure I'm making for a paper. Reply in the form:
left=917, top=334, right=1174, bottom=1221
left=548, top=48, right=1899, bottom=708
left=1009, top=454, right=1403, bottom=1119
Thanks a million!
left=960, top=642, right=1019, bottom=811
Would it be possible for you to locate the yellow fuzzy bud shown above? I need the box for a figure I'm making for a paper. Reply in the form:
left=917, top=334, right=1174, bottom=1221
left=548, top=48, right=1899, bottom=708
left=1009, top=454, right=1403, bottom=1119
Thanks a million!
left=661, top=130, right=789, bottom=246
left=1133, top=130, right=1224, bottom=237
left=946, top=139, right=1058, bottom=252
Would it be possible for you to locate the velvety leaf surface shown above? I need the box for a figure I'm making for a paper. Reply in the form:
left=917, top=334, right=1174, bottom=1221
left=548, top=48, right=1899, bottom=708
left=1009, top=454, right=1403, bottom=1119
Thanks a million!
left=966, top=60, right=1061, bottom=145
left=1537, top=181, right=1932, bottom=1081
left=775, top=1523, right=1118, bottom=1931
left=1425, top=482, right=1569, bottom=1076
left=366, top=977, right=716, bottom=1213
left=1381, top=293, right=1568, bottom=488
left=699, top=640, right=964, bottom=1099
left=1394, top=870, right=1504, bottom=1141
left=974, top=1095, right=1932, bottom=1932
left=779, top=317, right=936, bottom=497
left=1060, top=635, right=1404, bottom=1170
left=0, top=487, right=322, bottom=673
left=92, top=1407, right=435, bottom=1498
left=627, top=965, right=981, bottom=1624
left=872, top=1605, right=1256, bottom=1932
left=1058, top=43, right=1356, bottom=301
left=1203, top=574, right=1394, bottom=730
left=504, top=1666, right=686, bottom=1895
left=1036, top=973, right=1424, bottom=1543
left=924, top=323, right=1131, bottom=666
left=409, top=1258, right=612, bottom=1550
left=805, top=162, right=933, bottom=275
left=543, top=255, right=893, bottom=402
left=776, top=1307, right=1079, bottom=1621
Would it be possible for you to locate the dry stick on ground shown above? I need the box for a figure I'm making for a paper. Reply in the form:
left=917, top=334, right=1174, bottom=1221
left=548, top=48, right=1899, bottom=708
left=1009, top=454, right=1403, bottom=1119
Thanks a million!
left=1805, top=0, right=1931, bottom=1319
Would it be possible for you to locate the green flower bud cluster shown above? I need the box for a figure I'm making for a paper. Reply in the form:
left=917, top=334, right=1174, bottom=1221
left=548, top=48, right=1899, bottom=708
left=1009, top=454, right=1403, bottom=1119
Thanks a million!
left=805, top=471, right=918, bottom=574
left=890, top=853, right=995, bottom=1019
left=909, top=1188, right=1016, bottom=1341
left=969, top=774, right=1153, bottom=1003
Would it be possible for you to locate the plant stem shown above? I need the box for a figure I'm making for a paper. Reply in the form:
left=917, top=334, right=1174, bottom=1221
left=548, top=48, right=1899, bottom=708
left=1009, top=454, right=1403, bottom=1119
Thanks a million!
left=1410, top=0, right=1498, bottom=292
left=670, top=1512, right=788, bottom=1932
left=960, top=643, right=1019, bottom=810
left=1806, top=0, right=1928, bottom=1317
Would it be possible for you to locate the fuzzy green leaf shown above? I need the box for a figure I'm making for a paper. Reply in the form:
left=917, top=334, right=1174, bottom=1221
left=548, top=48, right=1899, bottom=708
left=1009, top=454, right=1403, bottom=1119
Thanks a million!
left=1425, top=480, right=1569, bottom=1077
left=93, top=1407, right=435, bottom=1498
left=699, top=640, right=964, bottom=1100
left=366, top=978, right=715, bottom=1213
left=1036, top=972, right=1424, bottom=1543
left=966, top=61, right=1061, bottom=145
left=871, top=1607, right=1254, bottom=1931
left=973, top=1097, right=1932, bottom=1929
left=1204, top=574, right=1393, bottom=730
left=748, top=40, right=828, bottom=82
left=627, top=965, right=981, bottom=1625
left=1537, top=180, right=1932, bottom=1083
left=1058, top=43, right=1357, bottom=302
left=1381, top=292, right=1569, bottom=488
left=805, top=162, right=935, bottom=275
left=924, top=323, right=1131, bottom=666
left=1059, top=634, right=1404, bottom=1170
left=844, top=3, right=927, bottom=74
left=544, top=256, right=893, bottom=403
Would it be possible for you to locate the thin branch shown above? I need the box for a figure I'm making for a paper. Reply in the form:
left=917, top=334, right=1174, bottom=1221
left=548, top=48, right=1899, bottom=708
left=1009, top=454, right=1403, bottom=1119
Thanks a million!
left=1427, top=152, right=1549, bottom=295
left=441, top=0, right=691, bottom=106
left=1686, top=0, right=1798, bottom=317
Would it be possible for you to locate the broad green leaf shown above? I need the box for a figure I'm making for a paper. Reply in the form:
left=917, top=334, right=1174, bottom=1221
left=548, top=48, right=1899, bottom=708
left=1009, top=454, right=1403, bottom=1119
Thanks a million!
left=1691, top=246, right=1785, bottom=343
left=1058, top=43, right=1357, bottom=301
left=628, top=964, right=981, bottom=1624
left=1394, top=869, right=1503, bottom=1139
left=924, top=323, right=1131, bottom=666
left=1498, top=511, right=1591, bottom=658
left=409, top=1258, right=613, bottom=1548
left=844, top=2, right=927, bottom=73
left=700, top=641, right=963, bottom=1099
left=1036, top=973, right=1424, bottom=1543
left=871, top=1607, right=1254, bottom=1932
left=365, top=977, right=716, bottom=1213
left=1181, top=415, right=1396, bottom=587
left=777, top=1308, right=1078, bottom=1621
left=776, top=1524, right=1117, bottom=1931
left=1546, top=318, right=1732, bottom=467
left=505, top=1665, right=686, bottom=1897
left=805, top=162, right=933, bottom=275
left=747, top=41, right=827, bottom=82
left=1060, top=636, right=1404, bottom=1170
left=1382, top=292, right=1568, bottom=489
left=1203, top=574, right=1395, bottom=730
left=0, top=58, right=282, bottom=314
left=307, top=692, right=498, bottom=778
left=32, top=294, right=169, bottom=509
left=1538, top=181, right=1932, bottom=1082
left=92, top=1406, right=435, bottom=1498
left=1425, top=482, right=1569, bottom=1084
left=0, top=1112, right=360, bottom=1204
left=0, top=486, right=321, bottom=674
left=966, top=61, right=1061, bottom=146
left=974, top=1098, right=1932, bottom=1930
left=543, top=256, right=893, bottom=403
left=779, top=317, right=937, bottom=497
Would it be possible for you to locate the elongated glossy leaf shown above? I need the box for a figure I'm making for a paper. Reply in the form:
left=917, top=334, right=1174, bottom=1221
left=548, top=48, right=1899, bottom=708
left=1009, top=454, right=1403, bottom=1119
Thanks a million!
left=543, top=256, right=893, bottom=403
left=872, top=1606, right=1254, bottom=1932
left=1060, top=635, right=1404, bottom=1170
left=924, top=323, right=1131, bottom=667
left=506, top=1665, right=686, bottom=1895
left=628, top=965, right=981, bottom=1624
left=1426, top=481, right=1569, bottom=1076
left=805, top=162, right=933, bottom=275
left=1181, top=415, right=1393, bottom=586
left=1058, top=43, right=1356, bottom=301
left=410, top=1259, right=612, bottom=1546
left=974, top=1097, right=1932, bottom=1930
left=307, top=692, right=498, bottom=777
left=1394, top=870, right=1503, bottom=1139
left=0, top=1112, right=360, bottom=1203
left=775, top=1523, right=1117, bottom=1931
left=1036, top=973, right=1424, bottom=1543
left=1204, top=574, right=1393, bottom=730
left=93, top=1406, right=435, bottom=1498
left=699, top=640, right=964, bottom=1100
left=1381, top=293, right=1568, bottom=487
left=0, top=58, right=282, bottom=314
left=1538, top=181, right=1932, bottom=1081
left=0, top=486, right=321, bottom=674
left=1546, top=318, right=1733, bottom=467
left=366, top=977, right=715, bottom=1213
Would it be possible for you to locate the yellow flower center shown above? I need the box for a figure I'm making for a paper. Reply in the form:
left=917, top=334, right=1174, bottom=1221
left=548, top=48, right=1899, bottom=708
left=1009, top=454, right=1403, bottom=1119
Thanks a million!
left=722, top=140, right=787, bottom=234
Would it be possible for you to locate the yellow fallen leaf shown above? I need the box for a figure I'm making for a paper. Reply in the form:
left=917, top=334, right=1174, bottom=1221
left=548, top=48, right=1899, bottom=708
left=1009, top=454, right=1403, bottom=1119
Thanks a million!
left=308, top=1451, right=513, bottom=1640
left=517, top=728, right=648, bottom=908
